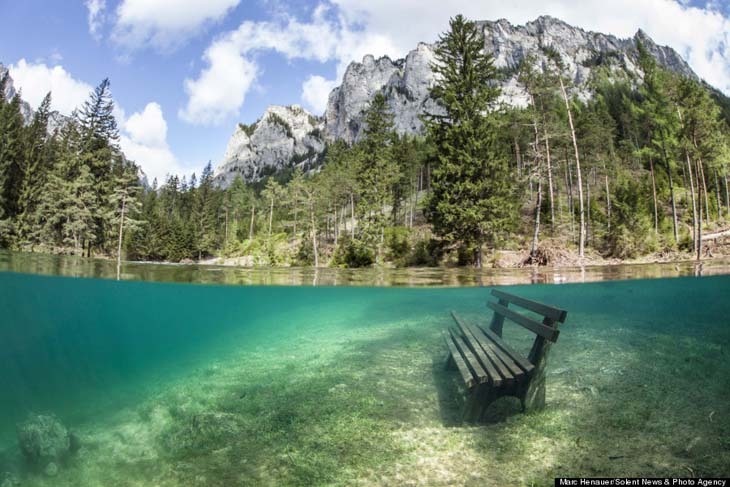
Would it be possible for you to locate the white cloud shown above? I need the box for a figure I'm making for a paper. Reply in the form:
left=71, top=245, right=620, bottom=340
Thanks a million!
left=179, top=6, right=345, bottom=124
left=179, top=39, right=259, bottom=125
left=112, top=0, right=241, bottom=51
left=7, top=59, right=183, bottom=183
left=86, top=0, right=106, bottom=40
left=181, top=0, right=729, bottom=124
left=325, top=0, right=730, bottom=94
left=179, top=0, right=727, bottom=125
left=301, top=75, right=337, bottom=113
left=120, top=102, right=186, bottom=184
left=8, top=59, right=93, bottom=115
left=124, top=102, right=168, bottom=147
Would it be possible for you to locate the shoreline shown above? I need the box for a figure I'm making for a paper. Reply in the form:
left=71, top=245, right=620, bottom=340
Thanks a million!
left=2, top=249, right=730, bottom=287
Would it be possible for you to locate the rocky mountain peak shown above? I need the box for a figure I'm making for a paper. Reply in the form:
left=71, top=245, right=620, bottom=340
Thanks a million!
left=1, top=63, right=71, bottom=132
left=214, top=104, right=325, bottom=187
left=215, top=16, right=702, bottom=186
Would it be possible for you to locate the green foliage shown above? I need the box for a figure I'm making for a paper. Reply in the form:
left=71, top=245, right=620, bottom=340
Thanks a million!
left=581, top=50, right=621, bottom=68
left=605, top=177, right=657, bottom=258
left=238, top=122, right=258, bottom=137
left=267, top=112, right=293, bottom=138
left=540, top=45, right=563, bottom=67
left=3, top=25, right=730, bottom=269
left=424, top=14, right=518, bottom=267
left=384, top=226, right=411, bottom=264
left=331, top=236, right=375, bottom=268
left=353, top=93, right=401, bottom=256
left=407, top=238, right=443, bottom=267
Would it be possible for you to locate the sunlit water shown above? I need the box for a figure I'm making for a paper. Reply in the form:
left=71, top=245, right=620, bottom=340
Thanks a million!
left=1, top=251, right=729, bottom=484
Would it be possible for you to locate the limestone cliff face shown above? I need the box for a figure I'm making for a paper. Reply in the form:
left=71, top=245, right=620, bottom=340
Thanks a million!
left=215, top=15, right=699, bottom=186
left=1, top=63, right=71, bottom=132
left=214, top=105, right=325, bottom=187
left=1, top=63, right=34, bottom=123
left=324, top=16, right=696, bottom=144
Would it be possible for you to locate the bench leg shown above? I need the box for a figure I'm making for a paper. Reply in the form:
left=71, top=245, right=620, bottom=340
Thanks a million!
left=522, top=367, right=547, bottom=413
left=462, top=386, right=489, bottom=423
left=477, top=389, right=500, bottom=422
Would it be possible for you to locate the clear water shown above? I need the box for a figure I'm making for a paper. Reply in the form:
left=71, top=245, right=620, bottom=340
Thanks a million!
left=4, top=249, right=730, bottom=286
left=1, top=255, right=729, bottom=485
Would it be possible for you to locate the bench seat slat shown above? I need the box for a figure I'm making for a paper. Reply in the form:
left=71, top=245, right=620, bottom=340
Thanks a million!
left=443, top=331, right=477, bottom=389
left=477, top=324, right=535, bottom=374
left=449, top=328, right=490, bottom=386
left=487, top=301, right=560, bottom=342
left=452, top=312, right=517, bottom=384
left=451, top=312, right=504, bottom=386
left=467, top=322, right=525, bottom=380
left=491, top=289, right=567, bottom=323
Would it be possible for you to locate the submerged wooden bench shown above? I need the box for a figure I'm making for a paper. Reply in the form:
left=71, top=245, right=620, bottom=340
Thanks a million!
left=444, top=289, right=567, bottom=422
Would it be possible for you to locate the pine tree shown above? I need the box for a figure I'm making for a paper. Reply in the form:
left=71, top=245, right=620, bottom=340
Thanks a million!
left=191, top=161, right=218, bottom=258
left=0, top=85, right=26, bottom=224
left=357, top=92, right=399, bottom=255
left=16, top=93, right=53, bottom=246
left=424, top=14, right=516, bottom=267
left=76, top=78, right=121, bottom=254
left=636, top=42, right=681, bottom=245
left=37, top=120, right=97, bottom=253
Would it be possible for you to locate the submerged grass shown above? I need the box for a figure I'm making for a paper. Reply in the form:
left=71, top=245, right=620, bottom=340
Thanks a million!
left=1, top=275, right=729, bottom=485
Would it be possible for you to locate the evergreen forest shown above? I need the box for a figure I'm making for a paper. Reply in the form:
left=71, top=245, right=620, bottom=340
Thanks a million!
left=1, top=15, right=729, bottom=268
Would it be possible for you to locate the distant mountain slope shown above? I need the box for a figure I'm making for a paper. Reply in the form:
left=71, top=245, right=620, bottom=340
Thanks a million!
left=215, top=105, right=325, bottom=187
left=215, top=15, right=702, bottom=187
left=1, top=63, right=71, bottom=133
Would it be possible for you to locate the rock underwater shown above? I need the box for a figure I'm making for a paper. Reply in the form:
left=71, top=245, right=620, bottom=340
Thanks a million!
left=16, top=413, right=77, bottom=473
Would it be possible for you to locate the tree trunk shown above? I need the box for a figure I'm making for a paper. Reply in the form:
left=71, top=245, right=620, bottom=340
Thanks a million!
left=116, top=193, right=126, bottom=281
left=334, top=205, right=338, bottom=245
left=696, top=157, right=703, bottom=261
left=560, top=77, right=585, bottom=258
left=293, top=201, right=298, bottom=237
left=604, top=172, right=611, bottom=234
left=586, top=175, right=592, bottom=246
left=715, top=169, right=722, bottom=221
left=566, top=156, right=575, bottom=243
left=686, top=151, right=698, bottom=254
left=310, top=203, right=319, bottom=267
left=350, top=193, right=355, bottom=239
left=268, top=197, right=274, bottom=239
left=474, top=234, right=483, bottom=269
left=224, top=206, right=229, bottom=248
left=410, top=177, right=416, bottom=228
left=649, top=156, right=659, bottom=234
left=660, top=132, right=679, bottom=244
left=530, top=116, right=542, bottom=257
left=680, top=157, right=690, bottom=212
left=725, top=167, right=730, bottom=217
left=514, top=137, right=522, bottom=178
left=531, top=165, right=542, bottom=258
left=697, top=157, right=710, bottom=225
left=544, top=127, right=555, bottom=229
left=557, top=170, right=564, bottom=225
left=249, top=205, right=255, bottom=240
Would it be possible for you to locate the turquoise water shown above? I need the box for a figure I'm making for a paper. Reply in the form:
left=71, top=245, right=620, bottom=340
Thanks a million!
left=1, top=270, right=729, bottom=484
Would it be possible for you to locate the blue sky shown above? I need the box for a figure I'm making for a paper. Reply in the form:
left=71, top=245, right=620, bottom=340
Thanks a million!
left=0, top=0, right=728, bottom=183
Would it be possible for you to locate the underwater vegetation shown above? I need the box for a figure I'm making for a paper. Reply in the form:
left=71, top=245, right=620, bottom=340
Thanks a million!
left=0, top=272, right=728, bottom=486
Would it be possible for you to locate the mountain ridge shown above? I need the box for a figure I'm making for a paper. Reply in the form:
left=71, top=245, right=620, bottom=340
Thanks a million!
left=214, top=15, right=701, bottom=187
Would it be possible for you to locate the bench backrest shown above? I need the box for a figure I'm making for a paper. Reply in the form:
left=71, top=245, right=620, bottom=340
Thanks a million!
left=488, top=289, right=567, bottom=343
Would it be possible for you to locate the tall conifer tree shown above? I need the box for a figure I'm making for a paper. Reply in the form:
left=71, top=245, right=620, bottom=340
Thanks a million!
left=424, top=14, right=516, bottom=267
